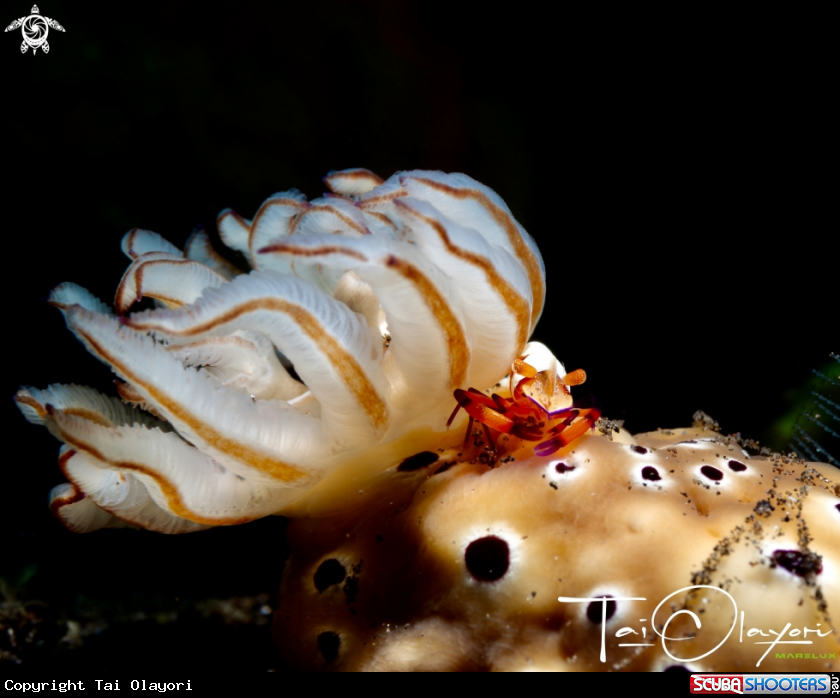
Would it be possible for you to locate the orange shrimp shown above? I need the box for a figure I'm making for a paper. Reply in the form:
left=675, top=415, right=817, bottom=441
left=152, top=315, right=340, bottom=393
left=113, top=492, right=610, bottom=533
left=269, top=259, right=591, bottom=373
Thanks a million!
left=447, top=353, right=600, bottom=460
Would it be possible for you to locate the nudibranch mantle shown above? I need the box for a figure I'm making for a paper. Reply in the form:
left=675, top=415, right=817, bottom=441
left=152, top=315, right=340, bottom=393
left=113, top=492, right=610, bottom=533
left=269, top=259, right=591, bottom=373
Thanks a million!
left=16, top=169, right=563, bottom=533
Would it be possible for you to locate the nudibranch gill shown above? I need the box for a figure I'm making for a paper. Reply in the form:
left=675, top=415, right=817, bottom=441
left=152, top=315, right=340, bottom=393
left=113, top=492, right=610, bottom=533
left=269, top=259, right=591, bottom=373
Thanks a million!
left=16, top=169, right=592, bottom=532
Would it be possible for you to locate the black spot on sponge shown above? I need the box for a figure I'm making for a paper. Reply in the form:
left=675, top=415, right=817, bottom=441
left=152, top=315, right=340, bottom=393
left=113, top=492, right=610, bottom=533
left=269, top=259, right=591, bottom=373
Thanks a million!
left=700, top=465, right=723, bottom=481
left=631, top=445, right=648, bottom=454
left=772, top=550, right=823, bottom=577
left=555, top=462, right=576, bottom=474
left=398, top=451, right=439, bottom=472
left=641, top=466, right=661, bottom=481
left=465, top=536, right=510, bottom=582
left=586, top=595, right=616, bottom=623
left=728, top=460, right=747, bottom=472
left=317, top=631, right=341, bottom=662
left=314, top=559, right=346, bottom=592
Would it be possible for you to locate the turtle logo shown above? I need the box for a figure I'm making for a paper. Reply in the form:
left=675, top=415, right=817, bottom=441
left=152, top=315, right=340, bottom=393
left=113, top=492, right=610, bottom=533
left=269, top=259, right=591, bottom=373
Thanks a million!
left=5, top=5, right=65, bottom=55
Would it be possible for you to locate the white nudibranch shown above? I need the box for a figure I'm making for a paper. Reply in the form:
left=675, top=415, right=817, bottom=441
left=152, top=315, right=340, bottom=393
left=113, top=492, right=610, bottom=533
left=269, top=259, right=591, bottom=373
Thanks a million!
left=16, top=170, right=547, bottom=533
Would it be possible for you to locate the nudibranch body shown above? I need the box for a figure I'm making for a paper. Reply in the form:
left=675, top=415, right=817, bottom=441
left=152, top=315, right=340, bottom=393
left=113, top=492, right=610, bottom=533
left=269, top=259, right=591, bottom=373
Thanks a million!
left=16, top=169, right=839, bottom=673
left=16, top=169, right=563, bottom=532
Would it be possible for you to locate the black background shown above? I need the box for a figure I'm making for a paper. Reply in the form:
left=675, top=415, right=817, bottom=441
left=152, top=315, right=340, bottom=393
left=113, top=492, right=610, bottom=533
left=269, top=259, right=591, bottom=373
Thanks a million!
left=1, top=1, right=833, bottom=672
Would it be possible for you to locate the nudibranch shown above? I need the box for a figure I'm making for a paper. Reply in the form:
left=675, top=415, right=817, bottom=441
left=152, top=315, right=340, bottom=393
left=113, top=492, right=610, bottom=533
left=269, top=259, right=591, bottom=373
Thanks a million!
left=15, top=170, right=840, bottom=672
left=16, top=169, right=561, bottom=532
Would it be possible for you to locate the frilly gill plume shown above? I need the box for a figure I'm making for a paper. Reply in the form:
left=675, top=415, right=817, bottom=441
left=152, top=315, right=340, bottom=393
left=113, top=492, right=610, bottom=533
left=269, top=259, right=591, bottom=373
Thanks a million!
left=16, top=170, right=546, bottom=533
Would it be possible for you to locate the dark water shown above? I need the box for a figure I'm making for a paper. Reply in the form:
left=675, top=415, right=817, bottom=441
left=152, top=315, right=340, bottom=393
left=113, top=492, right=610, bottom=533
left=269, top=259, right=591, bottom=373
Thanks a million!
left=788, top=354, right=839, bottom=466
left=1, top=1, right=833, bottom=671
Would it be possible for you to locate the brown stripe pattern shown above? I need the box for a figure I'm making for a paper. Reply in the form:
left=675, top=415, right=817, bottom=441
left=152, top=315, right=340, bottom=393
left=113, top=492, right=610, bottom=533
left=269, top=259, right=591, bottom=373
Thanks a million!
left=53, top=417, right=257, bottom=527
left=75, top=325, right=309, bottom=483
left=407, top=176, right=545, bottom=331
left=125, top=297, right=389, bottom=432
left=264, top=242, right=470, bottom=390
left=18, top=168, right=546, bottom=532
left=395, top=201, right=532, bottom=356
